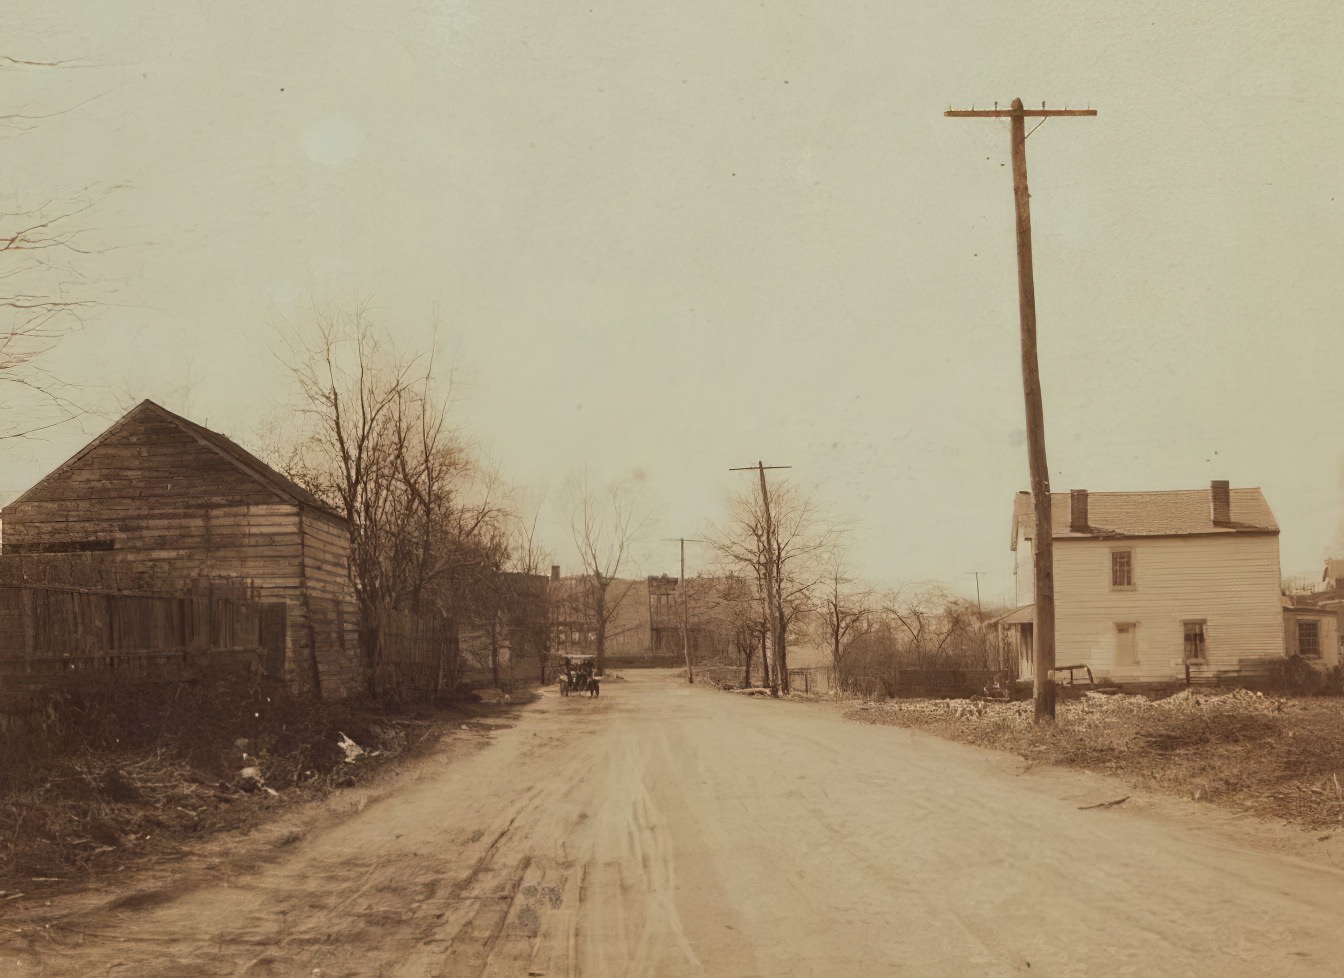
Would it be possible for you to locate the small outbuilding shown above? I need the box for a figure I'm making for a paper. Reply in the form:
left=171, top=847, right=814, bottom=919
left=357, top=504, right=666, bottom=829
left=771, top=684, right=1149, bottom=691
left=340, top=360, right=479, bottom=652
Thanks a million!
left=1282, top=596, right=1339, bottom=667
left=0, top=400, right=361, bottom=698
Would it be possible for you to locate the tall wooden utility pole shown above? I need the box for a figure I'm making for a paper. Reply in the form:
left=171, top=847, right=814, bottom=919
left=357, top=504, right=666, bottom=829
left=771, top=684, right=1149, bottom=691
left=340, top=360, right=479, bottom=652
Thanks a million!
left=665, top=537, right=699, bottom=684
left=681, top=538, right=691, bottom=683
left=945, top=98, right=1096, bottom=722
left=729, top=462, right=792, bottom=694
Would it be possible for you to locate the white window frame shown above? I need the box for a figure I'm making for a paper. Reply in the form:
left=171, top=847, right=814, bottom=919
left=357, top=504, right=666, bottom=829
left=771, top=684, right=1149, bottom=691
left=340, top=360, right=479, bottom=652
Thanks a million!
left=1183, top=619, right=1208, bottom=663
left=1298, top=619, right=1322, bottom=659
left=1110, top=548, right=1136, bottom=590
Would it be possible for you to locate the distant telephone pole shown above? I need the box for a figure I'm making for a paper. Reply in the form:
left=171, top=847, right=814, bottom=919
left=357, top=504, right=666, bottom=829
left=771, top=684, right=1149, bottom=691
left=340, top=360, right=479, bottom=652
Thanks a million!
left=966, top=571, right=985, bottom=617
left=729, top=461, right=792, bottom=694
left=664, top=537, right=705, bottom=684
left=946, top=98, right=1097, bottom=723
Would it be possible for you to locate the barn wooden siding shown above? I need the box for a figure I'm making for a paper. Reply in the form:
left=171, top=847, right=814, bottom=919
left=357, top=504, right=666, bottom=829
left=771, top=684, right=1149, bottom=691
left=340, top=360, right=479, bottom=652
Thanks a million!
left=1025, top=534, right=1285, bottom=684
left=295, top=508, right=362, bottom=699
left=0, top=402, right=363, bottom=699
left=0, top=584, right=286, bottom=729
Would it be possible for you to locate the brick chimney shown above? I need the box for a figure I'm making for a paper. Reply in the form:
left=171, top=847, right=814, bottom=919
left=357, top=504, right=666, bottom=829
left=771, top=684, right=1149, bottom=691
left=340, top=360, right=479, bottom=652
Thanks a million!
left=1211, top=480, right=1231, bottom=525
left=1069, top=489, right=1089, bottom=533
left=550, top=564, right=561, bottom=582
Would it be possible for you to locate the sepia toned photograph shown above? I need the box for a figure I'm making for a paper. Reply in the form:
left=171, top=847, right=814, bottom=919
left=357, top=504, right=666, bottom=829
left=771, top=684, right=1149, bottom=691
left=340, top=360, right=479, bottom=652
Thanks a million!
left=3, top=3, right=1344, bottom=975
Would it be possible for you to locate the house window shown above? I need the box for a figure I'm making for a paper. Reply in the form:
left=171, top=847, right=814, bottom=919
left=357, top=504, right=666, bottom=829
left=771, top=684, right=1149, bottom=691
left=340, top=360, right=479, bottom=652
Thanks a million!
left=1299, top=620, right=1322, bottom=659
left=1115, top=623, right=1138, bottom=666
left=1111, top=550, right=1134, bottom=588
left=1183, top=620, right=1207, bottom=662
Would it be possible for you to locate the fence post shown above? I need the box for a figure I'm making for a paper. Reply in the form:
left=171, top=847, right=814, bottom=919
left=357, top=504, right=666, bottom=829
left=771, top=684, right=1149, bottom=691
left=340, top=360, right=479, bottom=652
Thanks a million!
left=20, top=588, right=36, bottom=668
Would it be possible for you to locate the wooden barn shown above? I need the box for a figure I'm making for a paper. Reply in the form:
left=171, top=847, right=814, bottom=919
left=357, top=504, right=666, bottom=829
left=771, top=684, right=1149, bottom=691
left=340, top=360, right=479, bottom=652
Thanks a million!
left=0, top=400, right=362, bottom=699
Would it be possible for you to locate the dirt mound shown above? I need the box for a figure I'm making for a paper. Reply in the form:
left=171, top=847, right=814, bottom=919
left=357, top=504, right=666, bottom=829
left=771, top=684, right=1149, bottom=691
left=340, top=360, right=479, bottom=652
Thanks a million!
left=849, top=690, right=1344, bottom=828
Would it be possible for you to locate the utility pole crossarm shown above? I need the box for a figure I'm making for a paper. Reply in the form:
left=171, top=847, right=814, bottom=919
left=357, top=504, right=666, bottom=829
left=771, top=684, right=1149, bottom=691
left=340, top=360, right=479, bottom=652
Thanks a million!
left=945, top=108, right=1096, bottom=118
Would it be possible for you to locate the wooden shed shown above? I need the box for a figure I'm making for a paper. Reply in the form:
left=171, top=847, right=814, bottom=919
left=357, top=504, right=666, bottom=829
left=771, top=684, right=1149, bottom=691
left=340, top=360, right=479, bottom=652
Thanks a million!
left=0, top=400, right=361, bottom=699
left=1282, top=596, right=1340, bottom=668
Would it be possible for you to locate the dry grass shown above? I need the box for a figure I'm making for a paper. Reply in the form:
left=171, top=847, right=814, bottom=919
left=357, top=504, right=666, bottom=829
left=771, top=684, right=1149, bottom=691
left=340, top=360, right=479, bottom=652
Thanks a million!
left=848, top=689, right=1344, bottom=828
left=0, top=683, right=524, bottom=891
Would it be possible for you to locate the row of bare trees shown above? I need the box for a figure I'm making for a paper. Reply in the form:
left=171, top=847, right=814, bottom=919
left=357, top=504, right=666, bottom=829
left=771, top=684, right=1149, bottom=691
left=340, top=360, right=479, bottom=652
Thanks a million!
left=272, top=306, right=548, bottom=696
left=832, top=588, right=1005, bottom=695
left=697, top=473, right=1007, bottom=696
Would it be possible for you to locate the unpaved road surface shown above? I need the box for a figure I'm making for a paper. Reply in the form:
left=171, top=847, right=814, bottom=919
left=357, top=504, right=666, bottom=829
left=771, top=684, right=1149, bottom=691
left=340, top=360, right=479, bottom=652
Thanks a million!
left=6, top=671, right=1344, bottom=977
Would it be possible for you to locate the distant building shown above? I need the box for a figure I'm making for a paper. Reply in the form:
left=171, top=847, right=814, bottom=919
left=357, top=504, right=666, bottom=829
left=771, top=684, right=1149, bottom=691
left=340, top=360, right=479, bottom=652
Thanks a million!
left=1001, top=481, right=1285, bottom=684
left=1321, top=559, right=1344, bottom=593
left=549, top=571, right=742, bottom=665
left=0, top=400, right=362, bottom=698
left=548, top=572, right=652, bottom=661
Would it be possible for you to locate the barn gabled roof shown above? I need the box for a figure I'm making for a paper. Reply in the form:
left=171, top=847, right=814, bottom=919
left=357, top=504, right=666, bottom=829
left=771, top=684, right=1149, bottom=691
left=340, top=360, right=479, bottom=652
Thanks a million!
left=4, top=400, right=344, bottom=521
left=1011, top=486, right=1277, bottom=550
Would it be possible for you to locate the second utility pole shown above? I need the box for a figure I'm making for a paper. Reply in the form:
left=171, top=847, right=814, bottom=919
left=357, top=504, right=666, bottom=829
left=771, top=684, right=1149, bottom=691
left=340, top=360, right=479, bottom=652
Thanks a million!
left=680, top=537, right=692, bottom=684
left=945, top=98, right=1097, bottom=722
left=730, top=461, right=791, bottom=694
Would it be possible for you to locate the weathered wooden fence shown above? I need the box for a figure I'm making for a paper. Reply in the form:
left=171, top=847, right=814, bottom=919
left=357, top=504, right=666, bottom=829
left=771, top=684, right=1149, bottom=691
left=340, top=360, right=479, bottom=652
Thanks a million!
left=888, top=668, right=1002, bottom=699
left=375, top=611, right=457, bottom=701
left=0, top=584, right=287, bottom=727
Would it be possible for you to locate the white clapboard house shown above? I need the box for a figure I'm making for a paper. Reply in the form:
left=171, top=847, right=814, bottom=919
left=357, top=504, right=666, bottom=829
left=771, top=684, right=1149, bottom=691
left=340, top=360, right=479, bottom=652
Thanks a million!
left=1000, top=481, right=1285, bottom=685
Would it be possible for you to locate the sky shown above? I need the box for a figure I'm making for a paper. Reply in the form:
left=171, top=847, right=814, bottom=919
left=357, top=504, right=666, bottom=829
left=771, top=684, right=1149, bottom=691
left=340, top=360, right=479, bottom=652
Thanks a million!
left=4, top=1, right=1344, bottom=605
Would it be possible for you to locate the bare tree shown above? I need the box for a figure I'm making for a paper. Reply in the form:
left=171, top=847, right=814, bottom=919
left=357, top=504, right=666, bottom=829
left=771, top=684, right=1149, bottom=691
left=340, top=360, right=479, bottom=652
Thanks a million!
left=885, top=585, right=968, bottom=669
left=702, top=573, right=766, bottom=688
left=569, top=474, right=649, bottom=674
left=274, top=304, right=508, bottom=695
left=2, top=56, right=115, bottom=438
left=837, top=587, right=1005, bottom=698
left=817, top=550, right=875, bottom=698
left=709, top=478, right=834, bottom=693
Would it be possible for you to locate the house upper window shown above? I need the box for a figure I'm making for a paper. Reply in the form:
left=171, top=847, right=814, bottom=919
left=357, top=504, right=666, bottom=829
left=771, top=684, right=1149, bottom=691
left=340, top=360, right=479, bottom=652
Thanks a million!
left=1299, top=620, right=1322, bottom=659
left=1183, top=620, right=1207, bottom=662
left=1111, top=550, right=1134, bottom=588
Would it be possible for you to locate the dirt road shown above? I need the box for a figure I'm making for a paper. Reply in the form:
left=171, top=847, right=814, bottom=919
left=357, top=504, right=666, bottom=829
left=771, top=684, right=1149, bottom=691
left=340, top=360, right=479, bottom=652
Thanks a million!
left=6, top=671, right=1344, bottom=977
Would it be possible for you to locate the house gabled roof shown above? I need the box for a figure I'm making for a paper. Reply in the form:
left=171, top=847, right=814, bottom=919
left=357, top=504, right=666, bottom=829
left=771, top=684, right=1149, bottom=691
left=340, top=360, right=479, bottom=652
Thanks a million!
left=1323, top=559, right=1344, bottom=582
left=1011, top=487, right=1277, bottom=550
left=5, top=400, right=344, bottom=522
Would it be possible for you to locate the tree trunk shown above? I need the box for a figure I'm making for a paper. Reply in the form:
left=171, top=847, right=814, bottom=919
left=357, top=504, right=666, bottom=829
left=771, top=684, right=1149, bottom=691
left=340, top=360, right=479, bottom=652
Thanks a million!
left=832, top=623, right=842, bottom=700
left=490, top=618, right=500, bottom=688
left=772, top=600, right=789, bottom=694
left=760, top=625, right=771, bottom=688
left=595, top=582, right=607, bottom=674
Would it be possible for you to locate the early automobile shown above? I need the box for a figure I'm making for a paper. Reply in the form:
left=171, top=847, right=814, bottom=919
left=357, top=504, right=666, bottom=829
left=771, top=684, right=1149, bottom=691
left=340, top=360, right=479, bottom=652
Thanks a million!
left=558, top=654, right=596, bottom=697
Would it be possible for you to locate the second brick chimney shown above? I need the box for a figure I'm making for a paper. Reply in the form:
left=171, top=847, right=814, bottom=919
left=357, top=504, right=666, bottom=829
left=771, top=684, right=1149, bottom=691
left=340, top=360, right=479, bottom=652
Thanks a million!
left=1070, top=489, right=1089, bottom=533
left=1211, top=480, right=1231, bottom=525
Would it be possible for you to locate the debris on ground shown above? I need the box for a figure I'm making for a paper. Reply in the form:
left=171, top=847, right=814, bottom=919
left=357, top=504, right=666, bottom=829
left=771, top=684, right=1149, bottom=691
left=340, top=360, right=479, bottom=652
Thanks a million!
left=1, top=684, right=536, bottom=892
left=848, top=689, right=1344, bottom=828
left=336, top=733, right=365, bottom=763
